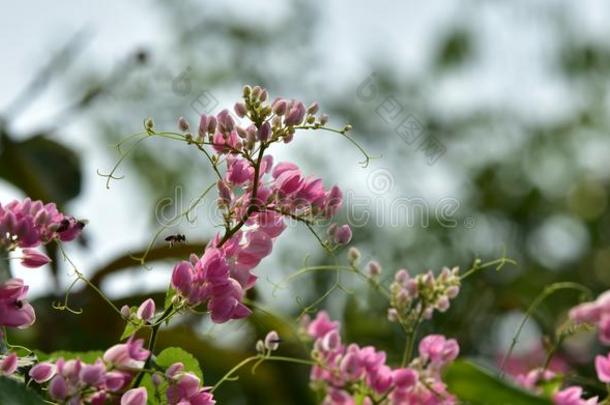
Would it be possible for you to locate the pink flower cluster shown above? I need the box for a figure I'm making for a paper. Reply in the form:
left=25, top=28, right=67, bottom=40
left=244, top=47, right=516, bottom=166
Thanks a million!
left=29, top=336, right=150, bottom=404
left=569, top=290, right=610, bottom=344
left=165, top=362, right=216, bottom=405
left=0, top=198, right=83, bottom=249
left=219, top=157, right=344, bottom=226
left=305, top=311, right=458, bottom=405
left=170, top=87, right=350, bottom=323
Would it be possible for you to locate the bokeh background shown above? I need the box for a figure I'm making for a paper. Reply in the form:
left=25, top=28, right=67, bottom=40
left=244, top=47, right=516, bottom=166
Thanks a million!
left=2, top=0, right=610, bottom=403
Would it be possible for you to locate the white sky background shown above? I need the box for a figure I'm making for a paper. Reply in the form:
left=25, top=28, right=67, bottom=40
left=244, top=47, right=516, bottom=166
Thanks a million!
left=1, top=0, right=610, bottom=316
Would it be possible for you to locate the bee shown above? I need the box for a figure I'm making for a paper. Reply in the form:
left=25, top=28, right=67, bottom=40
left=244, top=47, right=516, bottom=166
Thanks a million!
left=165, top=234, right=186, bottom=248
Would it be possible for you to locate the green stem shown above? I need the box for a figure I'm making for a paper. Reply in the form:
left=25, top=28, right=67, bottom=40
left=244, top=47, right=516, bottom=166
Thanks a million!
left=0, top=247, right=10, bottom=353
left=401, top=309, right=424, bottom=367
left=217, top=144, right=266, bottom=248
left=132, top=304, right=174, bottom=388
left=499, top=282, right=592, bottom=377
left=0, top=246, right=12, bottom=283
left=211, top=355, right=316, bottom=393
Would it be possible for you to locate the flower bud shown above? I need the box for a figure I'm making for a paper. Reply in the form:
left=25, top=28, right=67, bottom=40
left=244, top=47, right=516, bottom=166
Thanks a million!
left=307, top=102, right=319, bottom=115
left=236, top=126, right=247, bottom=139
left=234, top=102, right=247, bottom=118
left=272, top=100, right=287, bottom=116
left=319, top=114, right=329, bottom=125
left=20, top=249, right=51, bottom=268
left=136, top=298, right=156, bottom=321
left=165, top=362, right=184, bottom=379
left=264, top=330, right=280, bottom=351
left=120, top=305, right=131, bottom=319
left=348, top=247, right=361, bottom=263
left=252, top=86, right=262, bottom=98
left=446, top=285, right=460, bottom=299
left=152, top=372, right=163, bottom=386
left=242, top=85, right=252, bottom=97
left=284, top=102, right=306, bottom=126
left=198, top=114, right=208, bottom=138
left=387, top=308, right=399, bottom=322
left=207, top=116, right=217, bottom=133
left=177, top=117, right=190, bottom=132
left=258, top=121, right=271, bottom=142
left=255, top=340, right=265, bottom=353
left=334, top=225, right=352, bottom=245
left=144, top=117, right=154, bottom=130
left=436, top=296, right=450, bottom=312
left=367, top=261, right=381, bottom=277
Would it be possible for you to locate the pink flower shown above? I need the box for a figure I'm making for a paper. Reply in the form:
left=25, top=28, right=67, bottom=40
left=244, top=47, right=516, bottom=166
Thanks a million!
left=284, top=101, right=306, bottom=126
left=296, top=177, right=326, bottom=207
left=393, top=368, right=418, bottom=389
left=254, top=211, right=285, bottom=238
left=0, top=278, right=36, bottom=329
left=324, top=389, right=355, bottom=405
left=418, top=335, right=460, bottom=366
left=272, top=162, right=299, bottom=179
left=20, top=248, right=51, bottom=268
left=599, top=315, right=610, bottom=345
left=103, top=336, right=150, bottom=369
left=105, top=371, right=128, bottom=391
left=274, top=167, right=304, bottom=195
left=323, top=185, right=343, bottom=218
left=568, top=302, right=601, bottom=324
left=553, top=386, right=598, bottom=405
left=166, top=370, right=216, bottom=405
left=121, top=387, right=148, bottom=405
left=80, top=360, right=106, bottom=385
left=136, top=298, right=156, bottom=321
left=0, top=352, right=18, bottom=375
left=29, top=362, right=56, bottom=383
left=49, top=375, right=68, bottom=400
left=307, top=311, right=339, bottom=339
left=334, top=224, right=352, bottom=245
left=172, top=261, right=194, bottom=297
left=596, top=353, right=610, bottom=383
left=226, top=158, right=253, bottom=185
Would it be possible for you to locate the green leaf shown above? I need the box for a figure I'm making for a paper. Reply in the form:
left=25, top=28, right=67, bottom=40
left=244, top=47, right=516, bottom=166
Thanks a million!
left=0, top=133, right=81, bottom=206
left=35, top=350, right=104, bottom=364
left=120, top=307, right=145, bottom=341
left=156, top=347, right=203, bottom=381
left=141, top=373, right=168, bottom=405
left=0, top=377, right=45, bottom=404
left=141, top=347, right=203, bottom=405
left=444, top=360, right=552, bottom=405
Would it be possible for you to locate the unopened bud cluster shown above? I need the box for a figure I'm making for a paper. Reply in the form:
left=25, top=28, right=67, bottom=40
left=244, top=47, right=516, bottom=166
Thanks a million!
left=388, top=267, right=460, bottom=323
